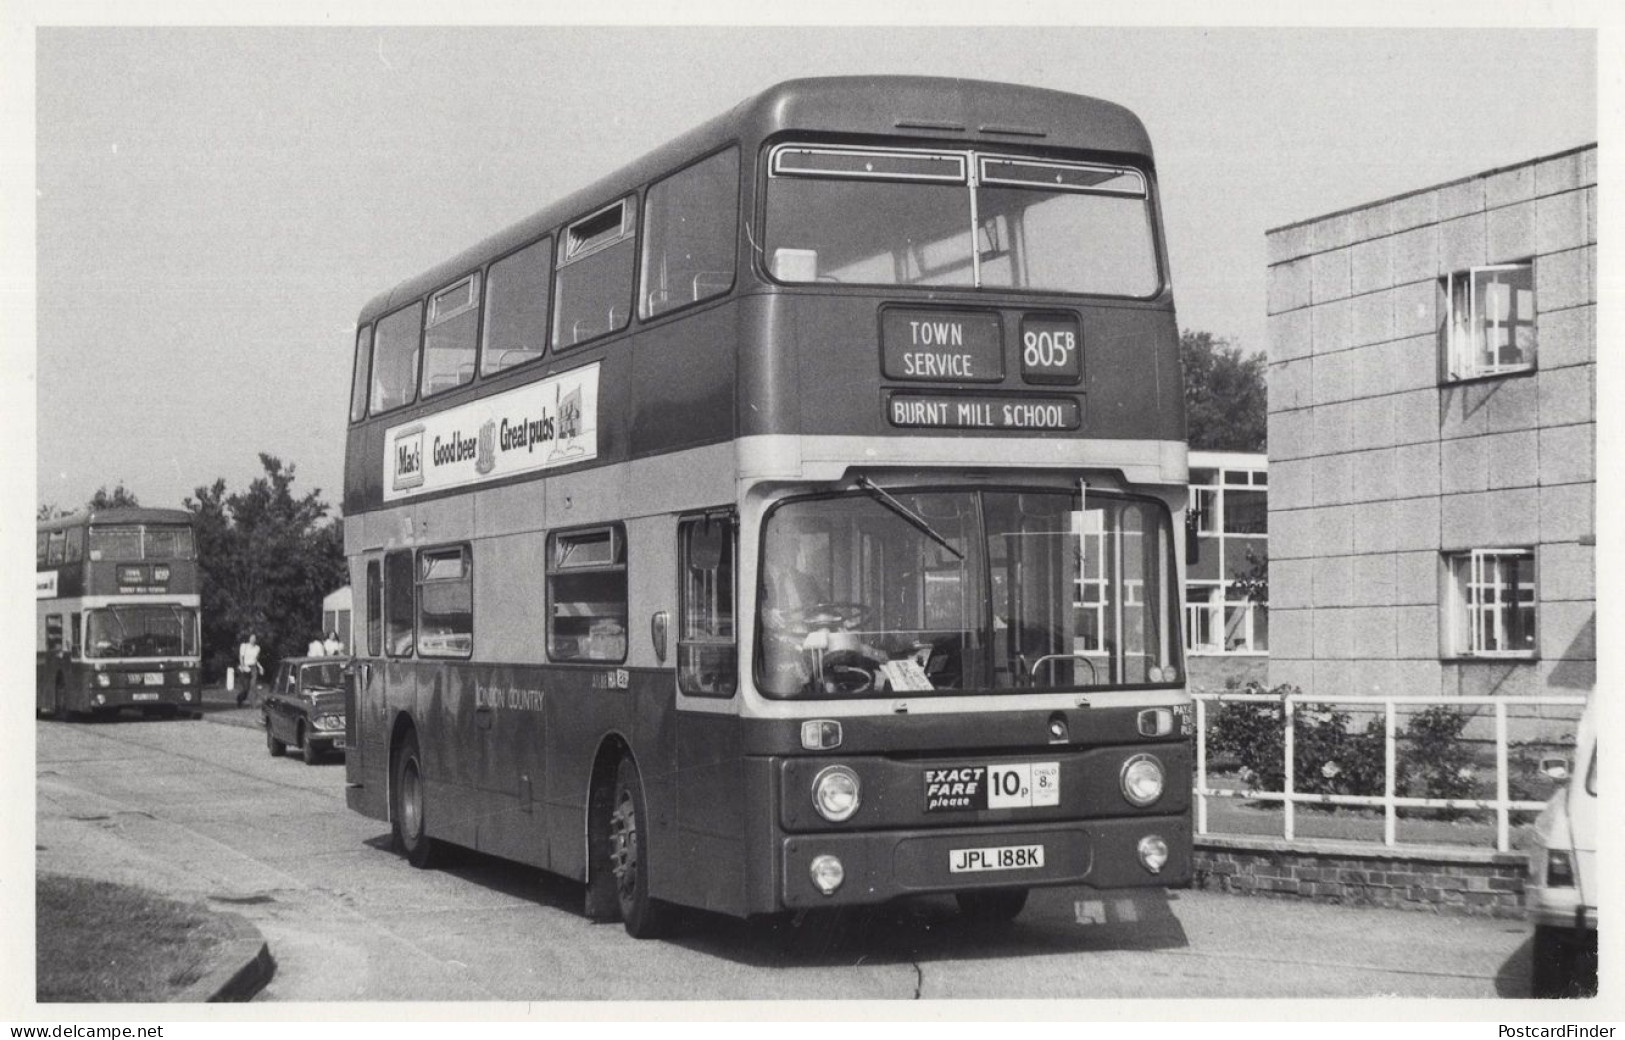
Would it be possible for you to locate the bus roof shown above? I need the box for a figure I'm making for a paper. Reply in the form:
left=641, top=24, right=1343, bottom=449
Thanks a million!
left=38, top=507, right=195, bottom=534
left=356, top=76, right=1153, bottom=327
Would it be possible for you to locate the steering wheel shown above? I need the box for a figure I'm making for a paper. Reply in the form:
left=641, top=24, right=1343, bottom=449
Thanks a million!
left=824, top=665, right=874, bottom=695
left=798, top=601, right=872, bottom=630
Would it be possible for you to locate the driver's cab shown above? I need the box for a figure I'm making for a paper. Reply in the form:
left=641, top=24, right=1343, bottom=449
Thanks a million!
left=751, top=480, right=1183, bottom=701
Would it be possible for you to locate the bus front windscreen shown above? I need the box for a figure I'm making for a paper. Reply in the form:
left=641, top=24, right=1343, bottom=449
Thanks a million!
left=763, top=146, right=1159, bottom=296
left=86, top=605, right=199, bottom=658
left=755, top=488, right=1180, bottom=699
left=89, top=524, right=196, bottom=561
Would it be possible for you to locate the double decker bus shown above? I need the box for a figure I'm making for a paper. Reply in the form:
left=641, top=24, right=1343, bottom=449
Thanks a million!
left=344, top=76, right=1191, bottom=936
left=36, top=508, right=203, bottom=719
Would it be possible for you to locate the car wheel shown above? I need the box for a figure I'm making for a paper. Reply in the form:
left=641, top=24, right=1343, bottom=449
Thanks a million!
left=1532, top=924, right=1575, bottom=998
left=391, top=732, right=438, bottom=868
left=955, top=887, right=1029, bottom=924
left=266, top=723, right=286, bottom=757
left=608, top=756, right=669, bottom=938
left=301, top=724, right=321, bottom=765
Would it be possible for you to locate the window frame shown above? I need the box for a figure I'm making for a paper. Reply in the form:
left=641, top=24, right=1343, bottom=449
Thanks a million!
left=1442, top=547, right=1538, bottom=660
left=638, top=146, right=741, bottom=322
left=414, top=543, right=473, bottom=659
left=365, top=558, right=383, bottom=657
left=1443, top=262, right=1537, bottom=383
left=554, top=197, right=640, bottom=351
left=369, top=300, right=427, bottom=417
left=677, top=512, right=738, bottom=698
left=383, top=549, right=416, bottom=659
left=421, top=272, right=484, bottom=400
left=546, top=523, right=630, bottom=665
left=479, top=234, right=555, bottom=379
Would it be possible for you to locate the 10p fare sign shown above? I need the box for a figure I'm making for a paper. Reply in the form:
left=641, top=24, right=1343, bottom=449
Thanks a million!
left=924, top=762, right=1060, bottom=812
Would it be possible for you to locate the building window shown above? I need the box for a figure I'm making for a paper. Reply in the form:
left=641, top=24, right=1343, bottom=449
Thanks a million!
left=1444, top=263, right=1536, bottom=381
left=1445, top=548, right=1536, bottom=658
left=679, top=515, right=737, bottom=697
left=547, top=525, right=628, bottom=662
left=416, top=546, right=472, bottom=658
left=1184, top=460, right=1268, bottom=655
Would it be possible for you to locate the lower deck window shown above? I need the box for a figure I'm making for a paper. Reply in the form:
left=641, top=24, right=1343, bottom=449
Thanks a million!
left=417, top=546, right=473, bottom=657
left=384, top=550, right=415, bottom=656
left=679, top=515, right=736, bottom=696
left=548, top=526, right=628, bottom=663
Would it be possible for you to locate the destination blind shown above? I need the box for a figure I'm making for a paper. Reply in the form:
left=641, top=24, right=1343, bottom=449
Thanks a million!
left=887, top=393, right=1081, bottom=431
left=880, top=308, right=1004, bottom=382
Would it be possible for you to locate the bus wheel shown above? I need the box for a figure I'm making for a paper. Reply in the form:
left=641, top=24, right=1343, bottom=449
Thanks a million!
left=955, top=888, right=1028, bottom=924
left=267, top=725, right=286, bottom=757
left=301, top=725, right=321, bottom=765
left=608, top=757, right=669, bottom=938
left=392, top=732, right=438, bottom=869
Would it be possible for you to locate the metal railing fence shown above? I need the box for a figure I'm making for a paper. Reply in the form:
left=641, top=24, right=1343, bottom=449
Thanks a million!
left=1192, top=690, right=1586, bottom=852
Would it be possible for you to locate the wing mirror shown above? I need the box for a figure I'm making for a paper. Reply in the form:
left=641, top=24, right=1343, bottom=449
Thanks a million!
left=1540, top=756, right=1571, bottom=782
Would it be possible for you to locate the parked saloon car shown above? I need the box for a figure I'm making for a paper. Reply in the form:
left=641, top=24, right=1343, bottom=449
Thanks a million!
left=1527, top=700, right=1597, bottom=997
left=263, top=657, right=347, bottom=765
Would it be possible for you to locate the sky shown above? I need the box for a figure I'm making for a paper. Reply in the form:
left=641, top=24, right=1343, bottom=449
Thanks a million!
left=25, top=22, right=1599, bottom=515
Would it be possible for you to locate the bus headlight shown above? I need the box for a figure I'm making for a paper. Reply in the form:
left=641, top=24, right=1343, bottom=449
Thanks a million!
left=1138, top=835, right=1169, bottom=874
left=809, top=854, right=845, bottom=895
left=94, top=693, right=107, bottom=706
left=1120, top=754, right=1165, bottom=807
left=177, top=671, right=192, bottom=685
left=812, top=765, right=861, bottom=822
left=95, top=673, right=111, bottom=688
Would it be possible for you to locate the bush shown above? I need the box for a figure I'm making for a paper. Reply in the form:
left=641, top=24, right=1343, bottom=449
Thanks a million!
left=1208, top=689, right=1482, bottom=812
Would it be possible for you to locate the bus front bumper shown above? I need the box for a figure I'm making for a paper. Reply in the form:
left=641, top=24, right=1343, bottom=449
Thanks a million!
left=779, top=815, right=1189, bottom=910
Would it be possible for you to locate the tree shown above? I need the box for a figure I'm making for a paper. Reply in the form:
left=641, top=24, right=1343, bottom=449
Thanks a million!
left=89, top=483, right=141, bottom=510
left=185, top=455, right=346, bottom=678
left=1181, top=330, right=1267, bottom=452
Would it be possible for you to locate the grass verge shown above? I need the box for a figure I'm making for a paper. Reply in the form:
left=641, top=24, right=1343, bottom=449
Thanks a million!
left=37, top=872, right=238, bottom=1002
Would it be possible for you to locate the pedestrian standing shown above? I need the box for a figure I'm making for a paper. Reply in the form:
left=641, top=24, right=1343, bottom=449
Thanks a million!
left=323, top=630, right=345, bottom=656
left=307, top=634, right=327, bottom=657
left=236, top=633, right=263, bottom=706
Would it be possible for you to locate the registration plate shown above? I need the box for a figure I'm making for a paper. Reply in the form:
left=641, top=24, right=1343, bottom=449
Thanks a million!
left=924, top=761, right=1060, bottom=812
left=131, top=692, right=159, bottom=702
left=143, top=672, right=164, bottom=685
left=949, top=844, right=1045, bottom=874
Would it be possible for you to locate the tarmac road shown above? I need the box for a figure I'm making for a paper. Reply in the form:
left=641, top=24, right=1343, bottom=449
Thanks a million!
left=34, top=706, right=1537, bottom=1002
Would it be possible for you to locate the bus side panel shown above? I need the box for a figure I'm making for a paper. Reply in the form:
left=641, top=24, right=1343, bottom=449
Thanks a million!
left=665, top=711, right=747, bottom=914
left=346, top=661, right=391, bottom=822
left=628, top=303, right=738, bottom=459
left=471, top=662, right=548, bottom=868
left=420, top=662, right=483, bottom=851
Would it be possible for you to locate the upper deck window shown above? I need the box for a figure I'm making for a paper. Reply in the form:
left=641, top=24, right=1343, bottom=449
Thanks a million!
left=555, top=199, right=636, bottom=348
left=349, top=325, right=373, bottom=422
left=370, top=302, right=424, bottom=415
left=481, top=237, right=552, bottom=377
left=88, top=524, right=195, bottom=561
left=764, top=144, right=1160, bottom=298
left=422, top=273, right=481, bottom=398
left=640, top=148, right=740, bottom=319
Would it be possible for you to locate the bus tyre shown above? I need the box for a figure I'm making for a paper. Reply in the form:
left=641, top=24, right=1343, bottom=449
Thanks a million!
left=608, top=757, right=669, bottom=939
left=392, top=732, right=438, bottom=869
left=955, top=887, right=1028, bottom=924
left=301, top=725, right=321, bottom=765
left=267, top=725, right=286, bottom=757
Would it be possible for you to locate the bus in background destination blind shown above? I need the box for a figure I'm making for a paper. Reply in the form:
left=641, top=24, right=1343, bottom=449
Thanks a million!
left=341, top=76, right=1191, bottom=940
left=36, top=508, right=203, bottom=720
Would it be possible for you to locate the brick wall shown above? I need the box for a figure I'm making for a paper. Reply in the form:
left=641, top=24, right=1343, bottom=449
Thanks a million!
left=1193, top=835, right=1526, bottom=918
left=1263, top=146, right=1595, bottom=729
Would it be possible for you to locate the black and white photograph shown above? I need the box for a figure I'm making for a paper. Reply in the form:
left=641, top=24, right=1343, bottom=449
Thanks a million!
left=7, top=3, right=1613, bottom=1024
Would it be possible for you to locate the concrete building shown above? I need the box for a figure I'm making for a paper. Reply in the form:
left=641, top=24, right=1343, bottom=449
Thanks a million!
left=1263, top=145, right=1595, bottom=716
left=1184, top=450, right=1269, bottom=693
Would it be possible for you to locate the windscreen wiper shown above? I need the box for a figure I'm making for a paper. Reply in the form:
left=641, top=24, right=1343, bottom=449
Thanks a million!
left=855, top=475, right=964, bottom=561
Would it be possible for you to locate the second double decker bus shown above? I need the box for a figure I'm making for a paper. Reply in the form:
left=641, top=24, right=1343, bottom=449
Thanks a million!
left=344, top=76, right=1192, bottom=937
left=36, top=508, right=203, bottom=719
